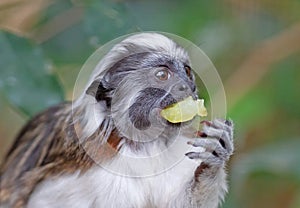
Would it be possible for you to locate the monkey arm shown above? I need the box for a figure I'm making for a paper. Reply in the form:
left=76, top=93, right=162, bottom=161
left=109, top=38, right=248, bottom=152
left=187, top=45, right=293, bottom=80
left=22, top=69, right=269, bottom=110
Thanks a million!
left=169, top=119, right=233, bottom=208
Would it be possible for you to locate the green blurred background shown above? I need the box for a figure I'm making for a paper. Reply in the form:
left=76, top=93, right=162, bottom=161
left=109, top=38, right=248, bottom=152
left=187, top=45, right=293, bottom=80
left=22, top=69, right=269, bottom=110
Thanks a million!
left=0, top=0, right=300, bottom=207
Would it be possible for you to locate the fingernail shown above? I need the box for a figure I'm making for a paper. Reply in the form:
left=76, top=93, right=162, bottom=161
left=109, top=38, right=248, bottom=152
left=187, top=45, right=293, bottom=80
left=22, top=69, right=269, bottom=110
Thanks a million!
left=200, top=120, right=211, bottom=126
left=225, top=120, right=232, bottom=126
left=195, top=131, right=207, bottom=137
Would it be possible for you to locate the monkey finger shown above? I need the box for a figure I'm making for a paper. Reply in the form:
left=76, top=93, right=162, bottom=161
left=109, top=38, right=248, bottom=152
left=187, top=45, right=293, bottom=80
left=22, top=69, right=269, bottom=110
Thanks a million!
left=185, top=151, right=211, bottom=160
left=211, top=119, right=234, bottom=139
left=202, top=125, right=233, bottom=152
left=195, top=131, right=207, bottom=138
left=185, top=152, right=224, bottom=166
left=187, top=138, right=220, bottom=152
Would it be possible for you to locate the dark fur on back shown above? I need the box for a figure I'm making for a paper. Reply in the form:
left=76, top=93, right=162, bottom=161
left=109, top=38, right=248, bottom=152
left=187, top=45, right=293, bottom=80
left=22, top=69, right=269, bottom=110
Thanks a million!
left=0, top=103, right=98, bottom=207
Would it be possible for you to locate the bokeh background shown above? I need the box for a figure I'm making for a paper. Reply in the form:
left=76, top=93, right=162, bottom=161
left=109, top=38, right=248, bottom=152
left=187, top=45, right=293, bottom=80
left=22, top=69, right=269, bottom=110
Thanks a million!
left=1, top=0, right=300, bottom=207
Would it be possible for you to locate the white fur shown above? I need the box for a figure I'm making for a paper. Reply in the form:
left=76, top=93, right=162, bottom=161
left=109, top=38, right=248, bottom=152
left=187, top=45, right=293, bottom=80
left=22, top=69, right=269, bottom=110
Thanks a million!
left=28, top=135, right=204, bottom=208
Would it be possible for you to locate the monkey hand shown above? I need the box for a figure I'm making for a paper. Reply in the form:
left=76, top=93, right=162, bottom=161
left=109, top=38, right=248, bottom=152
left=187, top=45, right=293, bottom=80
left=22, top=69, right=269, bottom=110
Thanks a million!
left=186, top=119, right=234, bottom=168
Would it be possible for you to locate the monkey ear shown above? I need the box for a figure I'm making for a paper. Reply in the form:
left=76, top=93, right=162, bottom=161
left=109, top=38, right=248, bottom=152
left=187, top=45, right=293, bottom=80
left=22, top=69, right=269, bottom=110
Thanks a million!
left=86, top=80, right=100, bottom=98
left=86, top=79, right=112, bottom=107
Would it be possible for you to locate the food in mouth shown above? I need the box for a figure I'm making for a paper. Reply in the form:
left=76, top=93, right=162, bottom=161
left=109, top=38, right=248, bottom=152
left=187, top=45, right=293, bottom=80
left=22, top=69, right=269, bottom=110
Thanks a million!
left=160, top=96, right=207, bottom=123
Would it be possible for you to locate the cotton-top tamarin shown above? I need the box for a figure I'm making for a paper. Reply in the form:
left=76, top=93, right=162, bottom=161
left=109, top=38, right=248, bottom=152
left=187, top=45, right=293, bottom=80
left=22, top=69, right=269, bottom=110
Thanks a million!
left=0, top=33, right=234, bottom=208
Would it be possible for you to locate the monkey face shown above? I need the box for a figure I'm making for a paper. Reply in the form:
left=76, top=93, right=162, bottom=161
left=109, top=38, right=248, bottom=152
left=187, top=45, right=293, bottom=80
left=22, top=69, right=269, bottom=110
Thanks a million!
left=85, top=33, right=198, bottom=143
left=105, top=52, right=197, bottom=142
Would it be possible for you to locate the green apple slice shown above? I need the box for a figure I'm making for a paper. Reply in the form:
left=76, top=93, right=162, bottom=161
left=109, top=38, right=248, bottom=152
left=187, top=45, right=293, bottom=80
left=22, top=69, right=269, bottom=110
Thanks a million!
left=160, top=96, right=207, bottom=123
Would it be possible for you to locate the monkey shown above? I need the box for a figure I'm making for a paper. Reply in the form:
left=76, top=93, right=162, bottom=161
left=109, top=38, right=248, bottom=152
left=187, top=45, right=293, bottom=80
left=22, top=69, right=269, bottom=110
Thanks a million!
left=0, top=32, right=234, bottom=208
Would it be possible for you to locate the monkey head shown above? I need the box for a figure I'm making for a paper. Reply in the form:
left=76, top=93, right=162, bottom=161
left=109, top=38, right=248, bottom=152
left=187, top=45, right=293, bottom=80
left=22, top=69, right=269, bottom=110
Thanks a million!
left=79, top=33, right=198, bottom=145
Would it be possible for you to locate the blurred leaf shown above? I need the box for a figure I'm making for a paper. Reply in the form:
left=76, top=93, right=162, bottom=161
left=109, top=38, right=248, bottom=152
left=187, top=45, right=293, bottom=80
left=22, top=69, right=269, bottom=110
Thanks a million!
left=231, top=138, right=300, bottom=190
left=36, top=0, right=89, bottom=64
left=270, top=55, right=300, bottom=118
left=291, top=192, right=300, bottom=208
left=196, top=22, right=235, bottom=58
left=126, top=0, right=222, bottom=38
left=83, top=0, right=136, bottom=43
left=229, top=139, right=300, bottom=207
left=41, top=23, right=93, bottom=65
left=228, top=87, right=276, bottom=134
left=220, top=189, right=239, bottom=208
left=0, top=32, right=64, bottom=116
left=36, top=0, right=74, bottom=28
left=40, top=0, right=136, bottom=65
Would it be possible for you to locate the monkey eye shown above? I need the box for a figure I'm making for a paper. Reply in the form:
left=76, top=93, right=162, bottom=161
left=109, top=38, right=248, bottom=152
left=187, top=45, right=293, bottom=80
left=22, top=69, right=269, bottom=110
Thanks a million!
left=155, top=69, right=171, bottom=81
left=184, top=65, right=192, bottom=79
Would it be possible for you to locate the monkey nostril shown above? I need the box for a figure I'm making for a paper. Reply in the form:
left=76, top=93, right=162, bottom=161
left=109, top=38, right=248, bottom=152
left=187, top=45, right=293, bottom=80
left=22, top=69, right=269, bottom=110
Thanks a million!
left=178, top=84, right=188, bottom=91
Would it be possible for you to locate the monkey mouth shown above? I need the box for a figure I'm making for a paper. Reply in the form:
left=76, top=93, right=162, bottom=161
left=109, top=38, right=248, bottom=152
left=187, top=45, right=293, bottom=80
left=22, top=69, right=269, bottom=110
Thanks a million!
left=159, top=90, right=199, bottom=108
left=159, top=95, right=197, bottom=111
left=158, top=96, right=178, bottom=110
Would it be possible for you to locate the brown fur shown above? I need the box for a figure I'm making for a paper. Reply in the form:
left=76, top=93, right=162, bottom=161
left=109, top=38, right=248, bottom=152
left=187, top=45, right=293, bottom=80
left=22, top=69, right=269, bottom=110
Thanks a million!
left=0, top=102, right=121, bottom=207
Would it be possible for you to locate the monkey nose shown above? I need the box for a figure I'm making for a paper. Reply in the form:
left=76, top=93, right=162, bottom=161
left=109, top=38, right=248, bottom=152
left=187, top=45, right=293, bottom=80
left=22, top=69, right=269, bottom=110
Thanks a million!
left=178, top=84, right=188, bottom=91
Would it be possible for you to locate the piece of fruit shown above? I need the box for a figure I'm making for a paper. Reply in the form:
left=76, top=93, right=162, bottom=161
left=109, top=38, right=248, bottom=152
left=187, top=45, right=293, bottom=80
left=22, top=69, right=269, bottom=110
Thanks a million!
left=160, top=96, right=207, bottom=123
